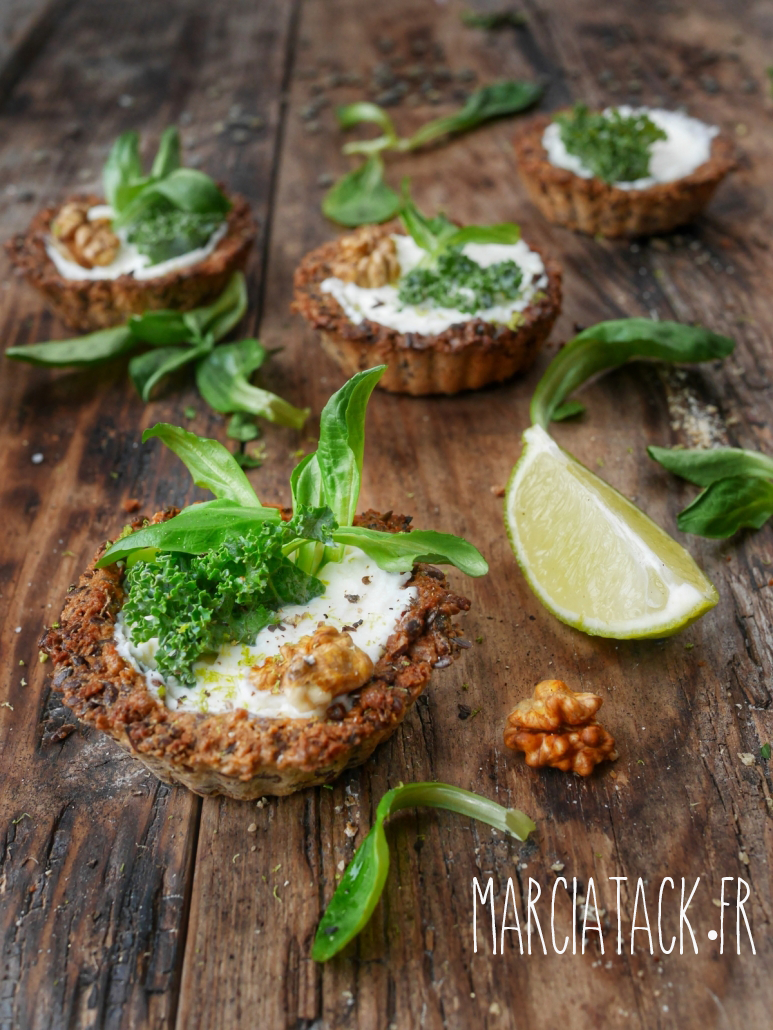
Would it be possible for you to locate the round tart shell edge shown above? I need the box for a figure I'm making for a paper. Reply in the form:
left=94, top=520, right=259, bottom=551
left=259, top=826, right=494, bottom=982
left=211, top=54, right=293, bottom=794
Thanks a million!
left=40, top=508, right=472, bottom=799
left=512, top=111, right=736, bottom=238
left=6, top=192, right=257, bottom=332
left=292, top=224, right=563, bottom=396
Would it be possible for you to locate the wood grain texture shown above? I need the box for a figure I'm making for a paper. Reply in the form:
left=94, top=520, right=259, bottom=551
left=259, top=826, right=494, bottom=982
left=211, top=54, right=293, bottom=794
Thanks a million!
left=1, top=0, right=772, bottom=1028
left=0, top=0, right=76, bottom=105
left=0, top=1, right=298, bottom=1028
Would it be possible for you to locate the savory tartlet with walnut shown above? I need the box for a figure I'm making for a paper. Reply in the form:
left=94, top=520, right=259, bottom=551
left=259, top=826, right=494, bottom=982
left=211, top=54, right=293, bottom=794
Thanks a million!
left=6, top=126, right=256, bottom=331
left=38, top=371, right=487, bottom=799
left=41, top=509, right=471, bottom=798
left=8, top=193, right=256, bottom=332
left=293, top=207, right=562, bottom=396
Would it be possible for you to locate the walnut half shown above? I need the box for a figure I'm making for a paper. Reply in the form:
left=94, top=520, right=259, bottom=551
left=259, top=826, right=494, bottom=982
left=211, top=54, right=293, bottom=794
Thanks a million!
left=51, top=201, right=120, bottom=269
left=250, top=623, right=374, bottom=714
left=329, top=226, right=400, bottom=288
left=503, top=679, right=618, bottom=777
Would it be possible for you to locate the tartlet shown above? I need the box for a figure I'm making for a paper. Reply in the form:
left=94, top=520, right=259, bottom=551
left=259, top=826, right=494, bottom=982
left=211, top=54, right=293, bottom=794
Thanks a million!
left=6, top=191, right=256, bottom=332
left=40, top=509, right=471, bottom=798
left=293, top=223, right=562, bottom=396
left=513, top=111, right=736, bottom=238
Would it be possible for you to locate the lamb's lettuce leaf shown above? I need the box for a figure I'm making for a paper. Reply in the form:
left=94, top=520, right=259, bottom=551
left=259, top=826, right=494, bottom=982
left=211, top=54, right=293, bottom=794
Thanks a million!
left=142, top=423, right=261, bottom=507
left=331, top=526, right=489, bottom=576
left=196, top=338, right=309, bottom=430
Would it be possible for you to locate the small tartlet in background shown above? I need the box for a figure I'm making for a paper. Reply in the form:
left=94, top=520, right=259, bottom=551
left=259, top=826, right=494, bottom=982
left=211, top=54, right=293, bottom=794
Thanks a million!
left=513, top=111, right=736, bottom=238
left=5, top=126, right=258, bottom=332
left=293, top=223, right=562, bottom=396
left=7, top=191, right=256, bottom=332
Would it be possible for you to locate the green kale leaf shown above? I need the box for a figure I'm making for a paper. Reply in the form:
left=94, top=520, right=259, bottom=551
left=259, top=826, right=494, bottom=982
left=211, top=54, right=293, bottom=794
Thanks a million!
left=555, top=104, right=667, bottom=184
left=397, top=247, right=523, bottom=314
left=122, top=511, right=329, bottom=686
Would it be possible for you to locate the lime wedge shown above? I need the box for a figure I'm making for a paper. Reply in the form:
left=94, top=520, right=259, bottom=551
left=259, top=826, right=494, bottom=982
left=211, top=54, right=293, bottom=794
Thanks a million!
left=505, top=425, right=718, bottom=638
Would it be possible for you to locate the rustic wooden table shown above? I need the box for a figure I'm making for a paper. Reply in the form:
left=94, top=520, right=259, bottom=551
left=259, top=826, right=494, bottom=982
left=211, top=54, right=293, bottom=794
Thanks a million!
left=1, top=1, right=771, bottom=1028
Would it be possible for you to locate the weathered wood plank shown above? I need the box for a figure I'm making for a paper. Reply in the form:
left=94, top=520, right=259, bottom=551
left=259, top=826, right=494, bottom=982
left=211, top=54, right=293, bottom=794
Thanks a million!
left=0, top=0, right=76, bottom=105
left=0, top=1, right=300, bottom=1027
left=176, top=0, right=773, bottom=1028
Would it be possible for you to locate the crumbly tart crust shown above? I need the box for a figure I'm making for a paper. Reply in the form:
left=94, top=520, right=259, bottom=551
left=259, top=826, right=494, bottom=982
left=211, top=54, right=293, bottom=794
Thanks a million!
left=292, top=224, right=562, bottom=396
left=513, top=113, right=736, bottom=238
left=40, top=509, right=471, bottom=798
left=6, top=192, right=256, bottom=332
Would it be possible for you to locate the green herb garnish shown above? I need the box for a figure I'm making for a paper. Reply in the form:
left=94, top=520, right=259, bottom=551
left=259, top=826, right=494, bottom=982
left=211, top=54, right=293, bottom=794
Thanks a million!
left=398, top=248, right=523, bottom=313
left=323, top=82, right=542, bottom=227
left=123, top=509, right=327, bottom=686
left=394, top=187, right=523, bottom=313
left=647, top=445, right=773, bottom=538
left=312, top=782, right=534, bottom=961
left=5, top=273, right=308, bottom=430
left=126, top=210, right=224, bottom=265
left=97, top=370, right=488, bottom=683
left=554, top=104, right=667, bottom=184
left=104, top=127, right=230, bottom=247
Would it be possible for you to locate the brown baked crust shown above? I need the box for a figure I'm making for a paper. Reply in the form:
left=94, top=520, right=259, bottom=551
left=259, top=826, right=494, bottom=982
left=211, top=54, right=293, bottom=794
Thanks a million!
left=6, top=192, right=257, bottom=332
left=40, top=508, right=472, bottom=798
left=292, top=224, right=562, bottom=395
left=513, top=112, right=736, bottom=238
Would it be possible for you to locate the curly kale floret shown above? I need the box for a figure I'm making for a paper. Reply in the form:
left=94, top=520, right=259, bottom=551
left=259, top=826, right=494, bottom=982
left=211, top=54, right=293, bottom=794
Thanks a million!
left=397, top=248, right=524, bottom=314
left=123, top=513, right=328, bottom=687
left=555, top=104, right=667, bottom=184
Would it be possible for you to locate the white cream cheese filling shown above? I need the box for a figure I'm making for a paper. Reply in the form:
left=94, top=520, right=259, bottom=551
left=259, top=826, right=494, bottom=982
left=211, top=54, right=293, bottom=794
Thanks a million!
left=542, top=107, right=718, bottom=190
left=114, top=548, right=418, bottom=720
left=320, top=233, right=547, bottom=335
left=45, top=203, right=228, bottom=281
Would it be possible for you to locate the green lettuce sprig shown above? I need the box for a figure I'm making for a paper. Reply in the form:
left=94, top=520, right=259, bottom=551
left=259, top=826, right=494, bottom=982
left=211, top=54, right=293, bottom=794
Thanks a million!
left=648, top=446, right=773, bottom=538
left=323, top=82, right=542, bottom=227
left=97, top=369, right=487, bottom=683
left=99, top=367, right=487, bottom=580
left=530, top=318, right=735, bottom=428
left=5, top=273, right=308, bottom=434
left=312, top=782, right=535, bottom=962
left=104, top=126, right=230, bottom=261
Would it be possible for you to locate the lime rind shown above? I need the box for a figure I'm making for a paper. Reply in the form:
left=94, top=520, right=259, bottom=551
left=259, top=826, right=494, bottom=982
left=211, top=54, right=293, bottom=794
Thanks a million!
left=505, top=425, right=718, bottom=639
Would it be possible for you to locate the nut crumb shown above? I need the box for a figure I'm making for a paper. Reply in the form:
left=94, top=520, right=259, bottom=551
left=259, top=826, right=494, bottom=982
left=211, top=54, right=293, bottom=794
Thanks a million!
left=738, top=752, right=756, bottom=766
